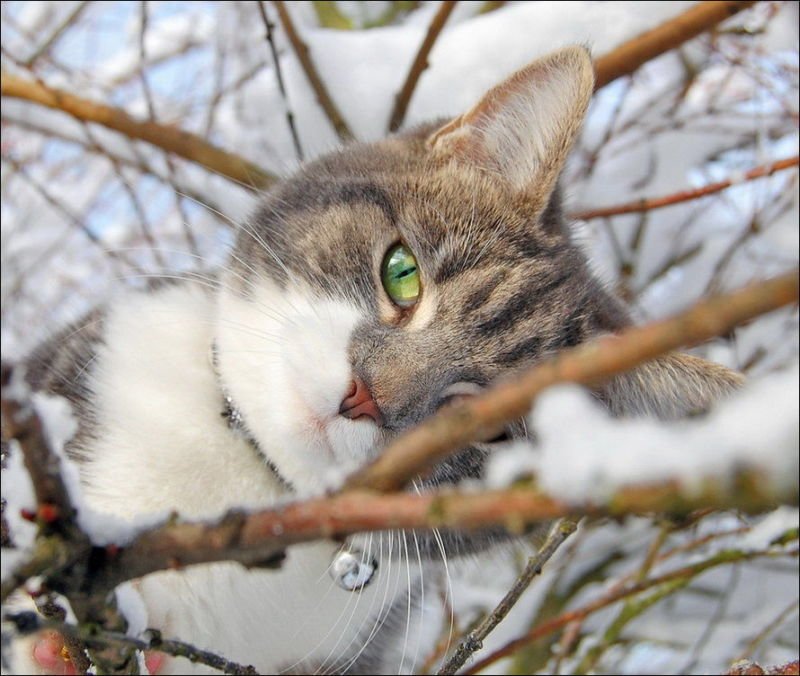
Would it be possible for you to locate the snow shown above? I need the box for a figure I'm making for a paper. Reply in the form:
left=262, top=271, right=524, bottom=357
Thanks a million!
left=487, top=362, right=799, bottom=503
left=1, top=1, right=798, bottom=674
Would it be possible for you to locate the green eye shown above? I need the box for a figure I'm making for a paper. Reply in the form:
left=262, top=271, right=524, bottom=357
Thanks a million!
left=381, top=243, right=420, bottom=308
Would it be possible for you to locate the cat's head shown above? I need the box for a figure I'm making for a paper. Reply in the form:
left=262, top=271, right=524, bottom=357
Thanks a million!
left=214, top=46, right=740, bottom=506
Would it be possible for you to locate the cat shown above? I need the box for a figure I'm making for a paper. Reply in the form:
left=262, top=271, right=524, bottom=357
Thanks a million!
left=12, top=45, right=741, bottom=675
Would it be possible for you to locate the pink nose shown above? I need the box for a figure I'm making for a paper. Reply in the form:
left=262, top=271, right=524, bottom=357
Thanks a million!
left=339, top=378, right=382, bottom=425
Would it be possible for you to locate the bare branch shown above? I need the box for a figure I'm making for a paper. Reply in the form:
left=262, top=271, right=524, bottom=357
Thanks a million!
left=7, top=458, right=795, bottom=608
left=387, top=0, right=458, bottom=132
left=346, top=270, right=799, bottom=493
left=6, top=613, right=259, bottom=675
left=438, top=518, right=579, bottom=675
left=22, top=1, right=91, bottom=67
left=594, top=1, right=759, bottom=90
left=0, top=71, right=276, bottom=189
left=2, top=156, right=144, bottom=276
left=257, top=1, right=304, bottom=160
left=465, top=545, right=799, bottom=675
left=0, top=364, right=75, bottom=530
left=573, top=156, right=799, bottom=221
left=271, top=0, right=353, bottom=141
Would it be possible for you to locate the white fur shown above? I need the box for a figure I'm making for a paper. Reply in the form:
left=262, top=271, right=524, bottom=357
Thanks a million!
left=22, top=281, right=439, bottom=674
left=215, top=278, right=382, bottom=494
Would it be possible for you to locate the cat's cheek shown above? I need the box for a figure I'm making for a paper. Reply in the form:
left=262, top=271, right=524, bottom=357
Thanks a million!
left=326, top=416, right=383, bottom=470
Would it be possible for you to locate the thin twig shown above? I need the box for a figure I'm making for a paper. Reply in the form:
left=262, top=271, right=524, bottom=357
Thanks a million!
left=5, top=613, right=258, bottom=675
left=465, top=545, right=799, bottom=675
left=0, top=71, right=276, bottom=189
left=3, top=156, right=144, bottom=276
left=257, top=1, right=304, bottom=160
left=1, top=115, right=231, bottom=224
left=23, top=1, right=91, bottom=67
left=438, top=518, right=578, bottom=675
left=271, top=0, right=353, bottom=141
left=593, top=1, right=759, bottom=90
left=573, top=156, right=799, bottom=221
left=387, top=0, right=458, bottom=132
left=345, top=270, right=799, bottom=493
left=138, top=1, right=200, bottom=258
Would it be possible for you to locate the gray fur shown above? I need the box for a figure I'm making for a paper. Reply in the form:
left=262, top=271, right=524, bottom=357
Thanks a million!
left=20, top=46, right=744, bottom=674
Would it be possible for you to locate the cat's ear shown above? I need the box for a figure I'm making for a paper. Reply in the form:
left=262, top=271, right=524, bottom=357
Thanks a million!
left=427, top=45, right=594, bottom=203
left=598, top=353, right=744, bottom=420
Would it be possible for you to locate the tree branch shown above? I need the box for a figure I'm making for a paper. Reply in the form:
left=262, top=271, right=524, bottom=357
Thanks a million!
left=387, top=0, right=458, bottom=132
left=345, top=269, right=799, bottom=493
left=573, top=156, right=799, bottom=221
left=9, top=460, right=796, bottom=608
left=438, top=518, right=579, bottom=675
left=271, top=0, right=353, bottom=141
left=22, top=1, right=91, bottom=68
left=0, top=71, right=276, bottom=189
left=593, top=1, right=759, bottom=90
left=6, top=613, right=258, bottom=675
left=3, top=271, right=797, bottom=607
left=257, top=1, right=304, bottom=161
left=465, top=544, right=799, bottom=675
left=1, top=364, right=75, bottom=524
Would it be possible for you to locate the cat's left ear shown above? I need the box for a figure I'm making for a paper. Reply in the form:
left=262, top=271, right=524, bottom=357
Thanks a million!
left=428, top=45, right=594, bottom=205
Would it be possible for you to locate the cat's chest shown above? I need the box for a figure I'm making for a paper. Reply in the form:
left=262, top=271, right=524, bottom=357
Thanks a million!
left=78, top=282, right=285, bottom=519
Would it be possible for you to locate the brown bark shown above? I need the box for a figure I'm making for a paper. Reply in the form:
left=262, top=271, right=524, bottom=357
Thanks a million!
left=0, top=71, right=276, bottom=189
left=593, top=1, right=759, bottom=90
left=271, top=0, right=353, bottom=141
left=387, top=0, right=458, bottom=132
left=573, top=156, right=799, bottom=221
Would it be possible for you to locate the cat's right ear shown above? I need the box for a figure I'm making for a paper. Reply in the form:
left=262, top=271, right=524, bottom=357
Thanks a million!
left=427, top=45, right=594, bottom=207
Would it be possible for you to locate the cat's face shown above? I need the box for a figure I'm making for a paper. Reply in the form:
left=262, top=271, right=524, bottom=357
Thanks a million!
left=214, top=44, right=740, bottom=527
left=214, top=47, right=601, bottom=498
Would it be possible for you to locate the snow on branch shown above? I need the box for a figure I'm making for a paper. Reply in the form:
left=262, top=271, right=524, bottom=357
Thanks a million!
left=2, top=272, right=797, bottom=607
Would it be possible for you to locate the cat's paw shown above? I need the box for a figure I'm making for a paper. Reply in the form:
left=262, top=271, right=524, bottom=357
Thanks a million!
left=32, top=631, right=77, bottom=675
left=31, top=630, right=165, bottom=675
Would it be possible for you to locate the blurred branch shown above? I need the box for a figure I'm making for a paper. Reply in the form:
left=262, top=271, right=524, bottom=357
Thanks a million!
left=3, top=155, right=145, bottom=275
left=465, top=544, right=799, bottom=675
left=573, top=156, right=799, bottom=220
left=0, top=71, right=276, bottom=189
left=737, top=599, right=800, bottom=662
left=594, top=1, right=759, bottom=90
left=258, top=2, right=304, bottom=160
left=0, top=365, right=135, bottom=674
left=346, top=270, right=799, bottom=493
left=137, top=1, right=200, bottom=258
left=0, top=365, right=75, bottom=530
left=438, top=518, right=579, bottom=675
left=727, top=660, right=800, bottom=676
left=388, top=0, right=458, bottom=132
left=311, top=1, right=353, bottom=29
left=6, top=613, right=259, bottom=675
left=22, top=1, right=91, bottom=68
left=271, top=0, right=353, bottom=141
left=1, top=115, right=232, bottom=222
